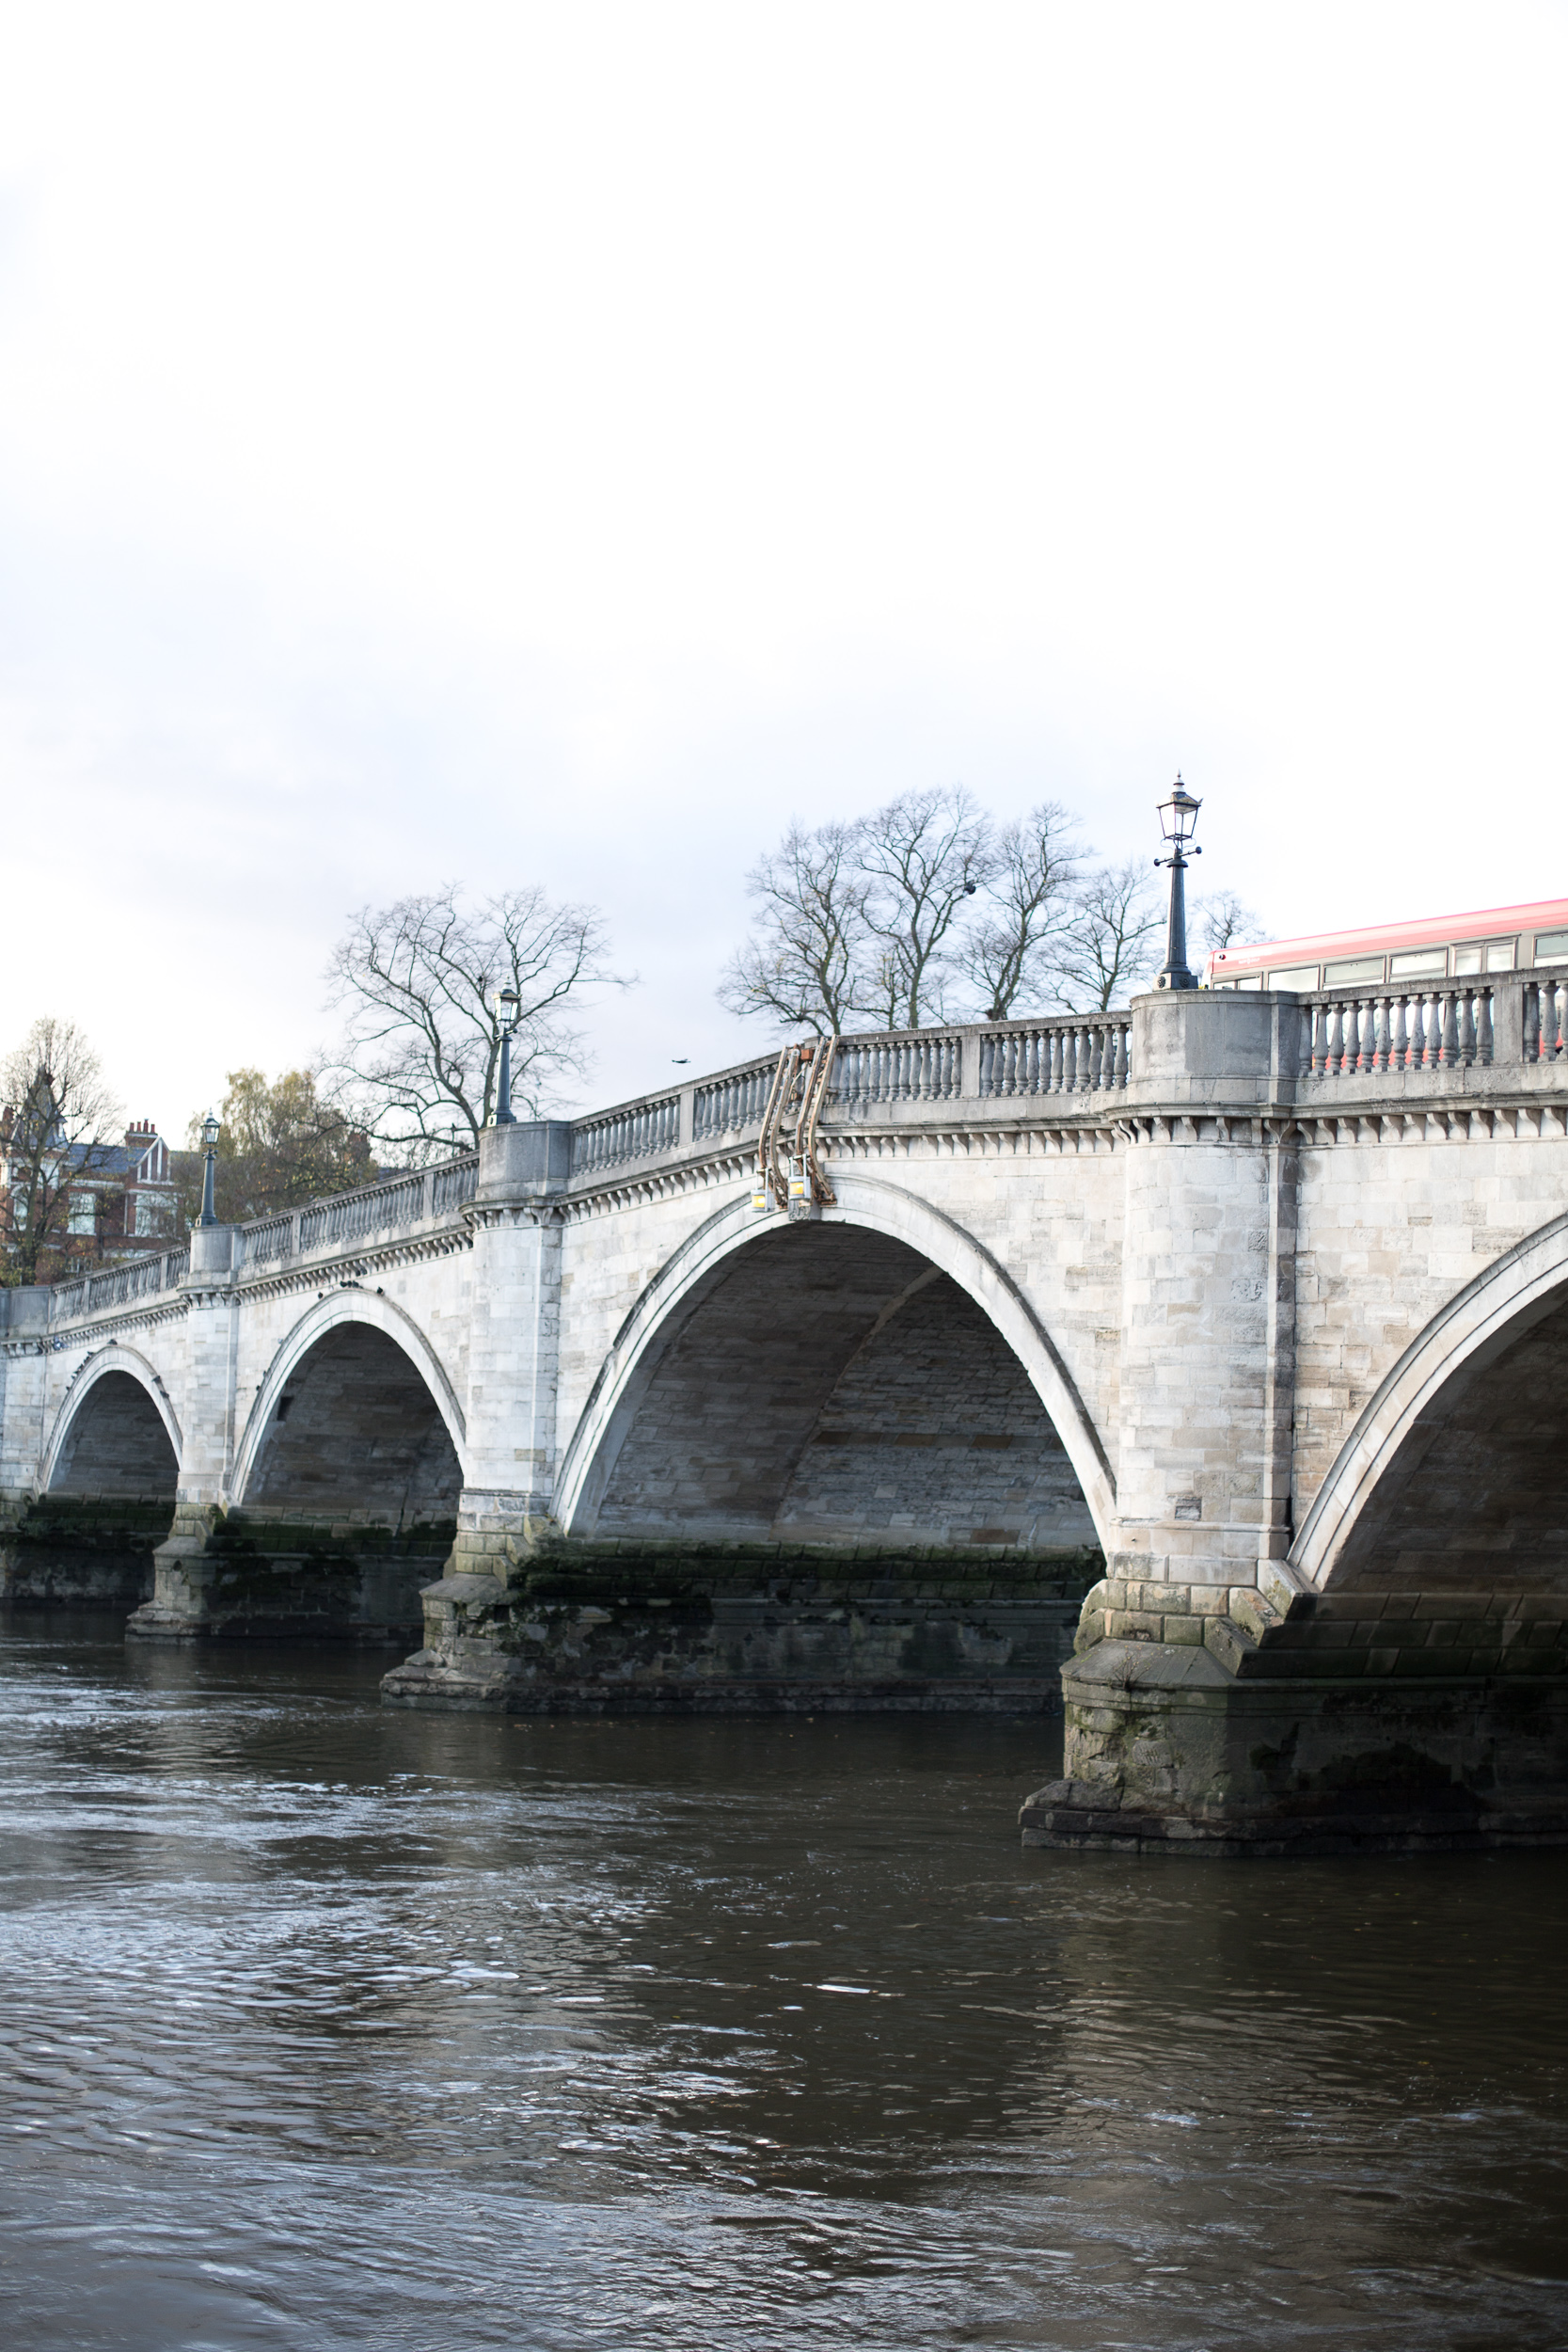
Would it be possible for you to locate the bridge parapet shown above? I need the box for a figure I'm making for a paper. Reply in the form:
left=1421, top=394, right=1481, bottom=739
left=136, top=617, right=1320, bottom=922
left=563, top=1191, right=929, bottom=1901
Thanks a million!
left=570, top=1010, right=1136, bottom=1181
left=233, top=1152, right=479, bottom=1269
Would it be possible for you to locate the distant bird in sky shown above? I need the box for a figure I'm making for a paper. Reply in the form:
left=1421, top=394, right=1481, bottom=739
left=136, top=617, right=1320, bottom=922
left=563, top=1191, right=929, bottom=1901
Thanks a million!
left=672, top=1057, right=689, bottom=1064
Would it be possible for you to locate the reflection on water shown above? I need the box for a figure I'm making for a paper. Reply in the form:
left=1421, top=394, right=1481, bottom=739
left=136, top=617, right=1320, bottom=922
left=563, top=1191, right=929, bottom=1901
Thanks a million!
left=2, top=1613, right=1567, bottom=2349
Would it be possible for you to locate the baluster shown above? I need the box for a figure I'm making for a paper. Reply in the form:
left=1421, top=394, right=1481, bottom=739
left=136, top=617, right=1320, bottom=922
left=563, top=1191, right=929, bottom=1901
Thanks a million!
left=1392, top=993, right=1411, bottom=1070
left=1439, top=989, right=1459, bottom=1067
left=1306, top=1001, right=1323, bottom=1073
left=1545, top=979, right=1563, bottom=1062
left=1457, top=988, right=1477, bottom=1067
left=1475, top=988, right=1494, bottom=1067
left=1522, top=983, right=1541, bottom=1063
left=1405, top=993, right=1425, bottom=1068
left=1114, top=1023, right=1130, bottom=1086
left=1323, top=1001, right=1342, bottom=1074
left=1086, top=1024, right=1102, bottom=1089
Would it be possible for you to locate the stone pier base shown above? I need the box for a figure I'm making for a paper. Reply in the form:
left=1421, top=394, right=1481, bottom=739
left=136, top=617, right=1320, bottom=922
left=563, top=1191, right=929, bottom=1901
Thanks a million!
left=1020, top=1637, right=1568, bottom=1854
left=126, top=1505, right=454, bottom=1645
left=381, top=1539, right=1103, bottom=1713
left=0, top=1494, right=171, bottom=1610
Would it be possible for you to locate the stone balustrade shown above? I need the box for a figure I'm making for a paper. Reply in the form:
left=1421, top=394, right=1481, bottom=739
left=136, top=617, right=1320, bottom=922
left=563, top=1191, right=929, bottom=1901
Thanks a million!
left=22, top=975, right=1568, bottom=1341
left=236, top=1156, right=479, bottom=1267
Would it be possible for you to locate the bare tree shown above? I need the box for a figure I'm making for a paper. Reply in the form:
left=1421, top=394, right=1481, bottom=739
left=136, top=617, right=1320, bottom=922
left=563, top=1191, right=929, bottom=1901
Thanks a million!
left=957, top=800, right=1085, bottom=1020
left=1194, top=888, right=1264, bottom=955
left=321, top=885, right=627, bottom=1155
left=717, top=820, right=870, bottom=1034
left=0, top=1018, right=123, bottom=1283
left=856, top=786, right=996, bottom=1029
left=1055, top=859, right=1166, bottom=1010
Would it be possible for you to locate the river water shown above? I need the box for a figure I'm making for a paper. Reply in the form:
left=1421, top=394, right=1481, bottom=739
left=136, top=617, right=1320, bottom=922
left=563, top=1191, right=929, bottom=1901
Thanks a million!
left=2, top=1616, right=1566, bottom=2350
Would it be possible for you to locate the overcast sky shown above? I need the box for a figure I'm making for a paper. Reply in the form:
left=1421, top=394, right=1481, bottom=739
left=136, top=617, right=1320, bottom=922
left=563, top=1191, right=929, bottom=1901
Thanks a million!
left=3, top=3, right=1565, bottom=1131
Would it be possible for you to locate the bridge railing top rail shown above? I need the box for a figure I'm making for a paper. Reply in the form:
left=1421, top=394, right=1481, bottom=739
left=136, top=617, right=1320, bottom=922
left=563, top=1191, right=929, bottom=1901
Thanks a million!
left=41, top=1246, right=193, bottom=1327
left=33, top=1152, right=484, bottom=1327
left=1291, top=971, right=1567, bottom=1078
left=235, top=1153, right=480, bottom=1264
left=570, top=1011, right=1134, bottom=1174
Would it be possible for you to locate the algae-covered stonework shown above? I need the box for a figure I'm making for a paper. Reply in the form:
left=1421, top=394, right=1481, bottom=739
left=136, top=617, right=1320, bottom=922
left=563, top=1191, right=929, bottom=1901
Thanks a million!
left=383, top=1538, right=1103, bottom=1713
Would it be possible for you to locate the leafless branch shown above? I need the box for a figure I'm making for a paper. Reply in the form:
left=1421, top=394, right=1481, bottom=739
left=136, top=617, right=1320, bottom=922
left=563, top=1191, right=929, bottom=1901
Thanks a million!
left=1054, top=859, right=1166, bottom=1010
left=319, top=884, right=629, bottom=1154
left=957, top=800, right=1085, bottom=1020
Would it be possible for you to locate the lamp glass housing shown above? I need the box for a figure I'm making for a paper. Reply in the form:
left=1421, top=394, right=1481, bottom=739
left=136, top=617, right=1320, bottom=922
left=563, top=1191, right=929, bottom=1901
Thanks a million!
left=201, top=1115, right=220, bottom=1151
left=1158, top=780, right=1202, bottom=847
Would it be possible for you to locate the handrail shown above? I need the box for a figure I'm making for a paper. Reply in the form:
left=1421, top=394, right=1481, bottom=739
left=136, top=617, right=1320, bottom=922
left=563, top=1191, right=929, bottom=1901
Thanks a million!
left=236, top=1154, right=479, bottom=1265
left=47, top=1246, right=190, bottom=1327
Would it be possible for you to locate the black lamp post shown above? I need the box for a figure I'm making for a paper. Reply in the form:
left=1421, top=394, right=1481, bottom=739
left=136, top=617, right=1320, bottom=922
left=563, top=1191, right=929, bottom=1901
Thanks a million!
left=1153, top=776, right=1203, bottom=991
left=198, top=1114, right=220, bottom=1226
left=494, top=990, right=521, bottom=1125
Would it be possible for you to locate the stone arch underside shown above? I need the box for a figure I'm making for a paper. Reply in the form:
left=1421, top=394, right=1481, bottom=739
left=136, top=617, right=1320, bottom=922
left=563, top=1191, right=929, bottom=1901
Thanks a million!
left=244, top=1322, right=462, bottom=1528
left=588, top=1221, right=1098, bottom=1552
left=49, top=1369, right=179, bottom=1498
left=1321, top=1279, right=1568, bottom=1597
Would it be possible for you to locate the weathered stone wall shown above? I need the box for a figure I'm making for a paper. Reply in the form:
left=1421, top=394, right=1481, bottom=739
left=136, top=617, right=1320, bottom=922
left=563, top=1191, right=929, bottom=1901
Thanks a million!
left=1330, top=1288, right=1568, bottom=1594
left=773, top=1271, right=1095, bottom=1547
left=0, top=1496, right=169, bottom=1607
left=50, top=1371, right=178, bottom=1497
left=130, top=1506, right=451, bottom=1642
left=385, top=1535, right=1101, bottom=1713
left=245, top=1323, right=461, bottom=1524
left=1291, top=1113, right=1568, bottom=1532
left=553, top=1140, right=1126, bottom=1537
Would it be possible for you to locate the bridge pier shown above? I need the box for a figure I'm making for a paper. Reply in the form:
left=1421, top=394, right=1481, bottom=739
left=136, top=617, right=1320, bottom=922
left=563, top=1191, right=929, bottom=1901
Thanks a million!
left=1022, top=991, right=1568, bottom=1853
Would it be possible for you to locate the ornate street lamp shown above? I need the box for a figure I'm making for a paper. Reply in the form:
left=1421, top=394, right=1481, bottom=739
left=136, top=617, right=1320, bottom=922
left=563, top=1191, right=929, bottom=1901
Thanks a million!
left=494, top=989, right=521, bottom=1125
left=1153, top=775, right=1203, bottom=991
left=198, top=1113, right=220, bottom=1226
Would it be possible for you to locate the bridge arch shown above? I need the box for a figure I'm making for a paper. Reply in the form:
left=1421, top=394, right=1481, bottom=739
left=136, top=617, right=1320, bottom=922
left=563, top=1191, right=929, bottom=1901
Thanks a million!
left=42, top=1345, right=182, bottom=1497
left=1292, top=1209, right=1568, bottom=1594
left=555, top=1173, right=1116, bottom=1551
left=231, top=1289, right=467, bottom=1521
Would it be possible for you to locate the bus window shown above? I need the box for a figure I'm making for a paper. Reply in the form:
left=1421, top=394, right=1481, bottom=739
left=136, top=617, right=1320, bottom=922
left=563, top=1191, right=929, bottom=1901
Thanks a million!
left=1534, top=930, right=1568, bottom=963
left=1393, top=947, right=1449, bottom=978
left=1323, top=956, right=1385, bottom=986
left=1266, top=964, right=1321, bottom=990
left=1486, top=942, right=1516, bottom=971
left=1452, top=945, right=1483, bottom=976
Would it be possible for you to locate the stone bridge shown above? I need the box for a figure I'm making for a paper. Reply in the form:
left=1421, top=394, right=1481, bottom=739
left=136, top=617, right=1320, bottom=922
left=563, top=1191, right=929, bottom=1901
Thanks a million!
left=4, top=973, right=1568, bottom=1851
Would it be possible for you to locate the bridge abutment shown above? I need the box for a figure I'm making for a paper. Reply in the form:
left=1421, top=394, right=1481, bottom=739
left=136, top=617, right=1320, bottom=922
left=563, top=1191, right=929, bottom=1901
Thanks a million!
left=1022, top=989, right=1568, bottom=1853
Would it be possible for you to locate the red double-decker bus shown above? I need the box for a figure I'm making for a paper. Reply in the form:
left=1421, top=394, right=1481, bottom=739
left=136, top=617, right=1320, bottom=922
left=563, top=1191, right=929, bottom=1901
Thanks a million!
left=1204, top=895, right=1568, bottom=993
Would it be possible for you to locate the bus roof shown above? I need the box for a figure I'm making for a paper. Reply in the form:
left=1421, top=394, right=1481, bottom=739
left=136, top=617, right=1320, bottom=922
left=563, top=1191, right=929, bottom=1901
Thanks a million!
left=1208, top=893, right=1568, bottom=979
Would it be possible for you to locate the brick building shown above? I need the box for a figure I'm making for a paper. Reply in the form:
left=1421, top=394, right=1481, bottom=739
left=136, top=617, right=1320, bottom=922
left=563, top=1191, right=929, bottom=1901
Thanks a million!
left=1, top=1119, right=182, bottom=1263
